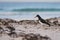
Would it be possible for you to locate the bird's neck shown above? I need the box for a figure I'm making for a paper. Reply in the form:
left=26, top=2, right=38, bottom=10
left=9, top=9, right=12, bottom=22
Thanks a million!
left=38, top=17, right=42, bottom=20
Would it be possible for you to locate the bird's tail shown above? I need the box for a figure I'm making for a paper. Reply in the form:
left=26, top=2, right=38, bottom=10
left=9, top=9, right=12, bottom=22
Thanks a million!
left=44, top=21, right=50, bottom=27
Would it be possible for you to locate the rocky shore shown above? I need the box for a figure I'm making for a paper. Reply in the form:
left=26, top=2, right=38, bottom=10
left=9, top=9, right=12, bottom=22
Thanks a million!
left=0, top=17, right=60, bottom=40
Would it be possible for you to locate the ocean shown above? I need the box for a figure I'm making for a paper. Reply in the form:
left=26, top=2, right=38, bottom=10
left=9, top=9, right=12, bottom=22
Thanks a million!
left=0, top=2, right=60, bottom=20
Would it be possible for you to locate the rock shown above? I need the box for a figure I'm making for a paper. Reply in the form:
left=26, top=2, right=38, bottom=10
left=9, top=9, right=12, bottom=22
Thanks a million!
left=22, top=33, right=51, bottom=40
left=19, top=20, right=39, bottom=25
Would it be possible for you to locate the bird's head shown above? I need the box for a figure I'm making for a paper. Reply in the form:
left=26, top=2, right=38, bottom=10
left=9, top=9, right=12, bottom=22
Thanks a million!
left=35, top=14, right=41, bottom=19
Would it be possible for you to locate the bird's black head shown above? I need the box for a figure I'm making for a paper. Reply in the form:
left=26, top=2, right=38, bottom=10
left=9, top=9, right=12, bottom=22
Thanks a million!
left=36, top=14, right=41, bottom=19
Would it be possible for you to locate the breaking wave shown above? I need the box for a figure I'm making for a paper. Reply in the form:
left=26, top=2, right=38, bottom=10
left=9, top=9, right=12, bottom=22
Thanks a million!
left=12, top=8, right=60, bottom=12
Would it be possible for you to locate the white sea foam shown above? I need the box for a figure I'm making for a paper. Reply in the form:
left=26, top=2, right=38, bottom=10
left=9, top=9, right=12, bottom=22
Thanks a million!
left=0, top=12, right=60, bottom=21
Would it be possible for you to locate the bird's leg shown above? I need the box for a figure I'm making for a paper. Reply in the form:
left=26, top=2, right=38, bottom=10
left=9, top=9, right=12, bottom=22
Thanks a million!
left=38, top=20, right=43, bottom=25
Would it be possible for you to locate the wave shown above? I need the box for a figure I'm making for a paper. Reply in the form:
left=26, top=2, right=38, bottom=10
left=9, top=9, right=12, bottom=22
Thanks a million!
left=12, top=8, right=60, bottom=12
left=0, top=8, right=60, bottom=12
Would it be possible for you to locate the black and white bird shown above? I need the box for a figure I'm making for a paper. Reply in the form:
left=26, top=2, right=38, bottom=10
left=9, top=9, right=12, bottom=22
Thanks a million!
left=35, top=14, right=51, bottom=26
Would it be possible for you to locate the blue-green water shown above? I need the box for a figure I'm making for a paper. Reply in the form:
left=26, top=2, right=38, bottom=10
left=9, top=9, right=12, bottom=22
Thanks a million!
left=0, top=2, right=60, bottom=20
